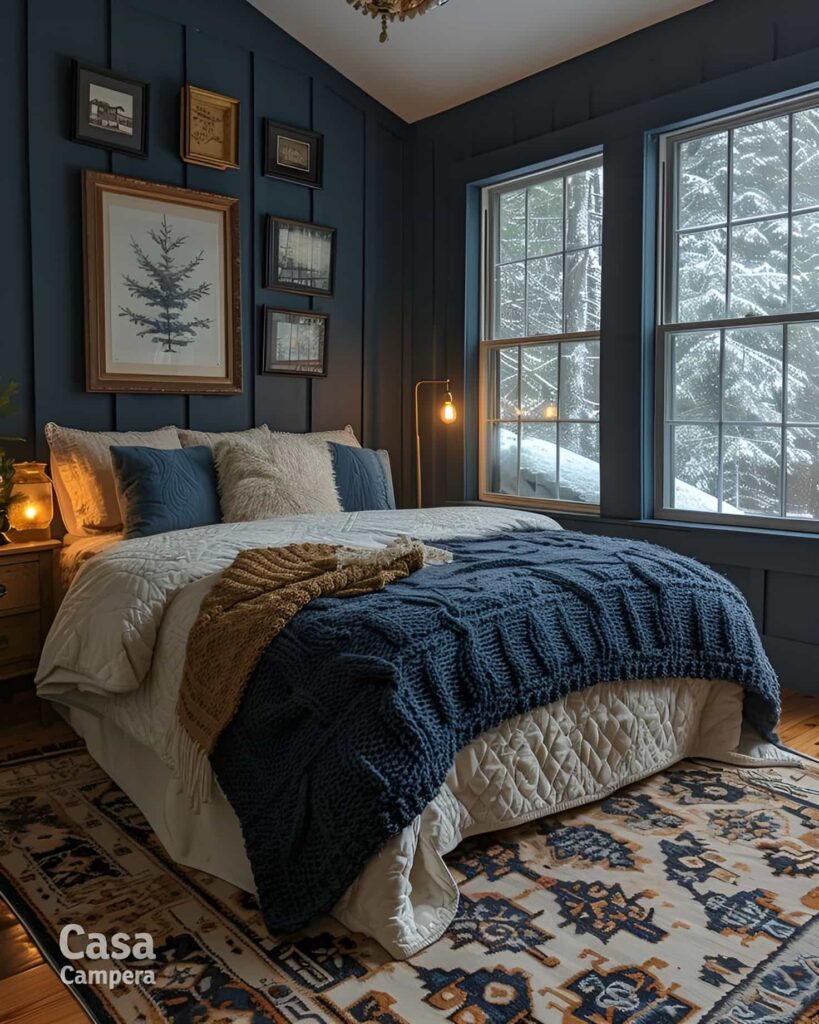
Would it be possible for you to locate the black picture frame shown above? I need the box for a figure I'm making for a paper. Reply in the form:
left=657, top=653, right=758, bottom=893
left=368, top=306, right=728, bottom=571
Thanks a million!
left=266, top=216, right=336, bottom=298
left=261, top=306, right=328, bottom=378
left=263, top=120, right=323, bottom=189
left=72, top=62, right=149, bottom=157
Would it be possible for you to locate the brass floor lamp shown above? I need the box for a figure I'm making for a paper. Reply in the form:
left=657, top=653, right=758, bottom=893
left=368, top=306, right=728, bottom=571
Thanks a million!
left=414, top=379, right=457, bottom=508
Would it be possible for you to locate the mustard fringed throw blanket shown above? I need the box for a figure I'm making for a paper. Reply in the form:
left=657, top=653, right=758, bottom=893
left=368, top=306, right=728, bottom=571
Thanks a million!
left=173, top=537, right=433, bottom=804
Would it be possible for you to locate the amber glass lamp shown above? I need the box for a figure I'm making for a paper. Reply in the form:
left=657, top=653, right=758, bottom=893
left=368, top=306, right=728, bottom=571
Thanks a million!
left=414, top=378, right=457, bottom=508
left=5, top=462, right=54, bottom=542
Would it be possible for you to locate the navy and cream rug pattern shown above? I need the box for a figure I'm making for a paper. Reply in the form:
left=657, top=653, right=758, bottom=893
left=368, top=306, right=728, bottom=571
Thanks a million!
left=0, top=749, right=817, bottom=1023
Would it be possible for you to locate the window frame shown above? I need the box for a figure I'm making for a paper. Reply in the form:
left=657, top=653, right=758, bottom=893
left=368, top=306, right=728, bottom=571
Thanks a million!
left=655, top=91, right=819, bottom=535
left=479, top=153, right=603, bottom=514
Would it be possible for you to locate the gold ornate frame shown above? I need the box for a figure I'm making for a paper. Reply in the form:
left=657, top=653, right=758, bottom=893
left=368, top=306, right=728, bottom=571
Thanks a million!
left=180, top=84, right=240, bottom=171
left=83, top=170, right=242, bottom=394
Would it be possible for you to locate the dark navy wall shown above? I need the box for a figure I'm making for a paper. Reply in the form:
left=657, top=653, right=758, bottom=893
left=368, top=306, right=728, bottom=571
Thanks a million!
left=412, top=0, right=819, bottom=694
left=2, top=0, right=412, bottom=502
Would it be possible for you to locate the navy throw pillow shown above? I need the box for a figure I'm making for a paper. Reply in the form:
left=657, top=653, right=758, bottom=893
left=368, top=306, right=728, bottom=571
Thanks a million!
left=329, top=443, right=396, bottom=512
left=111, top=445, right=222, bottom=539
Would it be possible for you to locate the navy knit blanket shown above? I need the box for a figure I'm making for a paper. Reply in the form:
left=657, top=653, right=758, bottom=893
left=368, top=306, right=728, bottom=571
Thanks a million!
left=212, top=528, right=779, bottom=933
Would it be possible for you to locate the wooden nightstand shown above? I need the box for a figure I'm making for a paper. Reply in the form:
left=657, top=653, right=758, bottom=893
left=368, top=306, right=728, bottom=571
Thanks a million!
left=0, top=539, right=60, bottom=682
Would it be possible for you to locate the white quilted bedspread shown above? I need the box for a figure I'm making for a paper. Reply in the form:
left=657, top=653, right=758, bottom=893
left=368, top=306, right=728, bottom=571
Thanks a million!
left=39, top=506, right=556, bottom=701
left=37, top=506, right=790, bottom=959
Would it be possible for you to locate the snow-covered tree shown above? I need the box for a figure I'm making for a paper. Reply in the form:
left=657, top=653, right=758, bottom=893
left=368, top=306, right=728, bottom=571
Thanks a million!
left=671, top=108, right=819, bottom=520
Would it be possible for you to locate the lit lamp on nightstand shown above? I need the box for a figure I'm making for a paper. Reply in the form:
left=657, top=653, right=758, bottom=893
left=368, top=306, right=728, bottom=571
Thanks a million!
left=5, top=462, right=54, bottom=543
left=414, top=378, right=457, bottom=508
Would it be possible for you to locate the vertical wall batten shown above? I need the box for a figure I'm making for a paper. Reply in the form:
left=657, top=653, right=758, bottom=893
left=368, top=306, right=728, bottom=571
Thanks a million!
left=3, top=0, right=34, bottom=460
left=310, top=86, right=365, bottom=436
left=110, top=0, right=189, bottom=431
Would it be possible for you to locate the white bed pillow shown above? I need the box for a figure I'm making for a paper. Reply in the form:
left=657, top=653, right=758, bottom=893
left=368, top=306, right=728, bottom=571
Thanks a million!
left=270, top=424, right=361, bottom=448
left=177, top=425, right=271, bottom=449
left=45, top=422, right=181, bottom=535
left=215, top=433, right=341, bottom=522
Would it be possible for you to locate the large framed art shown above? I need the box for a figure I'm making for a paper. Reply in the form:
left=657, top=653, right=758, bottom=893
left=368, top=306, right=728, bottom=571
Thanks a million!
left=82, top=171, right=242, bottom=394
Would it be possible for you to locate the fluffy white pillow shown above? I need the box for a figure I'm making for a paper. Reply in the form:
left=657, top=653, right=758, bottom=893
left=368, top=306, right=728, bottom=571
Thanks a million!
left=177, top=425, right=271, bottom=449
left=45, top=422, right=181, bottom=535
left=215, top=434, right=341, bottom=522
left=270, top=425, right=361, bottom=448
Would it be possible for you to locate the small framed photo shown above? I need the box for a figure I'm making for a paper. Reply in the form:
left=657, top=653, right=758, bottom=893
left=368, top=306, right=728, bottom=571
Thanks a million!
left=180, top=84, right=240, bottom=171
left=73, top=62, right=148, bottom=157
left=264, top=120, right=323, bottom=189
left=266, top=217, right=336, bottom=297
left=262, top=307, right=328, bottom=378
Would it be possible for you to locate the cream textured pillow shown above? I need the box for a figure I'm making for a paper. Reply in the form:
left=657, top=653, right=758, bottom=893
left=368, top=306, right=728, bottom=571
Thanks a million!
left=177, top=425, right=271, bottom=449
left=215, top=434, right=342, bottom=522
left=45, top=422, right=181, bottom=534
left=270, top=425, right=361, bottom=447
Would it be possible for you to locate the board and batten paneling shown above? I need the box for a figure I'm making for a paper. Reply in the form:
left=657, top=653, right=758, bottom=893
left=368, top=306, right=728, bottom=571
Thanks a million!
left=9, top=0, right=412, bottom=505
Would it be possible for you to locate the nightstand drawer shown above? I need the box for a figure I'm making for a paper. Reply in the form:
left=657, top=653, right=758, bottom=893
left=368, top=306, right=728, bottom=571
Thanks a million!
left=0, top=559, right=40, bottom=613
left=0, top=611, right=40, bottom=665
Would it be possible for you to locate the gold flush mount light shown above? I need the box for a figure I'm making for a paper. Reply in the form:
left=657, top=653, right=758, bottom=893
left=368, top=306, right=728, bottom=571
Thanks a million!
left=347, top=0, right=449, bottom=42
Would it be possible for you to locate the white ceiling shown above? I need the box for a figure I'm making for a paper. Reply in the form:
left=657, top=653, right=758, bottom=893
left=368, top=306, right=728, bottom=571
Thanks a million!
left=249, top=0, right=712, bottom=123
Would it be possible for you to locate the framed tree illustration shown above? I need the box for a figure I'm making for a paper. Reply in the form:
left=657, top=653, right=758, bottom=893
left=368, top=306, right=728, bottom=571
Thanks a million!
left=83, top=171, right=241, bottom=393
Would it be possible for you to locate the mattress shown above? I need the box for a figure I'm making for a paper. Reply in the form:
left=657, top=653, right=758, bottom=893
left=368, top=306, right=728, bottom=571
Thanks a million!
left=38, top=506, right=793, bottom=958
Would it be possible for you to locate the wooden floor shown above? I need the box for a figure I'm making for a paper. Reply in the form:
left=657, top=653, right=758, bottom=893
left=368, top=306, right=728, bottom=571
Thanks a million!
left=0, top=687, right=816, bottom=1024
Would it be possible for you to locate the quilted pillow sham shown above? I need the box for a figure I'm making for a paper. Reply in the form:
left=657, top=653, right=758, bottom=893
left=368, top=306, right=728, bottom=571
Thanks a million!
left=329, top=443, right=396, bottom=511
left=215, top=434, right=342, bottom=522
left=45, top=422, right=181, bottom=535
left=111, top=445, right=222, bottom=539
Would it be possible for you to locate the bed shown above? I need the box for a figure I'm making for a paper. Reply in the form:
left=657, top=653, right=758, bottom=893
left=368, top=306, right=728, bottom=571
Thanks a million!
left=36, top=505, right=792, bottom=960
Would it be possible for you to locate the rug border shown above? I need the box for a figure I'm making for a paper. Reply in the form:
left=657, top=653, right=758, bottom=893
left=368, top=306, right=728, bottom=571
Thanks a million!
left=0, top=874, right=118, bottom=1024
left=0, top=739, right=86, bottom=768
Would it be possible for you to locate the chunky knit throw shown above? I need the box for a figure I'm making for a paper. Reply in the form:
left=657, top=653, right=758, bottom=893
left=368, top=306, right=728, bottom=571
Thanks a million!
left=212, top=528, right=780, bottom=934
left=174, top=538, right=427, bottom=804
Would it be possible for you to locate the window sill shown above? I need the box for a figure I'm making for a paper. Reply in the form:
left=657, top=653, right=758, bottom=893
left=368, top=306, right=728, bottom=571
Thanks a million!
left=451, top=500, right=819, bottom=544
left=632, top=517, right=819, bottom=541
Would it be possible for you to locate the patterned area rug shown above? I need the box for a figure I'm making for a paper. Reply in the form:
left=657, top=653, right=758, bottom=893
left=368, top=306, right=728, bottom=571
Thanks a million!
left=1, top=750, right=818, bottom=1024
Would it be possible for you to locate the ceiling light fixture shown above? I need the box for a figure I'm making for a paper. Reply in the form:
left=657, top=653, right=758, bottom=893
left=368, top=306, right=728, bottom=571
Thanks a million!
left=347, top=0, right=449, bottom=43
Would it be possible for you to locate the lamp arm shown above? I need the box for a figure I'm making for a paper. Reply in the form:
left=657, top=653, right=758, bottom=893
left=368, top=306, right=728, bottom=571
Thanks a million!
left=414, top=379, right=451, bottom=510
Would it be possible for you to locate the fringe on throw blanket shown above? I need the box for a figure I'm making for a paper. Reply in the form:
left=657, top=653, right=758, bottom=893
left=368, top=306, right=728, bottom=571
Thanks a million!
left=168, top=537, right=445, bottom=807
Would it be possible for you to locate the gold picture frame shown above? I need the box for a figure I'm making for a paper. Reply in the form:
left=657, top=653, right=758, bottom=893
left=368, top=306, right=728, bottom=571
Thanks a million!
left=83, top=170, right=242, bottom=394
left=180, top=84, right=239, bottom=171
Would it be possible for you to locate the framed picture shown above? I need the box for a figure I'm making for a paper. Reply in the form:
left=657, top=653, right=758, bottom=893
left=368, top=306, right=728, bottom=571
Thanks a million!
left=72, top=62, right=148, bottom=157
left=180, top=84, right=240, bottom=171
left=263, top=120, right=323, bottom=189
left=262, top=307, right=328, bottom=377
left=83, top=171, right=242, bottom=394
left=266, top=216, right=336, bottom=297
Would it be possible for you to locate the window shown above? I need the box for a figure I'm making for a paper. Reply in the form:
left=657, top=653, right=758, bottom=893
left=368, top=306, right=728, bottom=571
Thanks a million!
left=479, top=156, right=603, bottom=510
left=658, top=96, right=819, bottom=529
